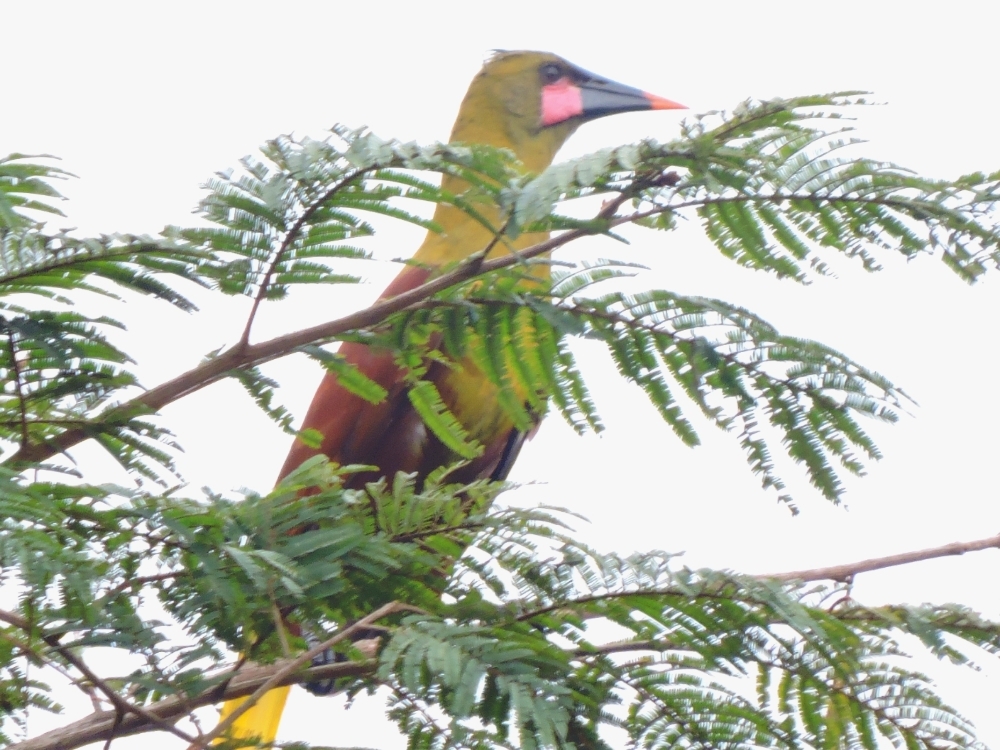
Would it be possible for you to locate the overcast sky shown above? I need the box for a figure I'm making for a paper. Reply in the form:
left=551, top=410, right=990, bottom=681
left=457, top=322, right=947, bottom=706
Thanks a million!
left=6, top=1, right=1000, bottom=747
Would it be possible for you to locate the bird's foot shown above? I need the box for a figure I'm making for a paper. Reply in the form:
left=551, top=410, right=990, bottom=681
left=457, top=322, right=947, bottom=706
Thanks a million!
left=302, top=627, right=385, bottom=697
left=303, top=629, right=339, bottom=696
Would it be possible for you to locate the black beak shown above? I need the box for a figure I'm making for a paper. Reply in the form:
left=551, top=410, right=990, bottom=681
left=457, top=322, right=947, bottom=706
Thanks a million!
left=541, top=69, right=685, bottom=128
left=579, top=74, right=686, bottom=121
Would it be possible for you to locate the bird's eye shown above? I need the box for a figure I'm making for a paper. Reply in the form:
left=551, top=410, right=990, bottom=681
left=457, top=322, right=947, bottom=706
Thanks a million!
left=540, top=63, right=563, bottom=85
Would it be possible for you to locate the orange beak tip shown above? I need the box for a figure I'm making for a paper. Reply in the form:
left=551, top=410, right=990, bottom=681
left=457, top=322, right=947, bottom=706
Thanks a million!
left=646, top=93, right=688, bottom=111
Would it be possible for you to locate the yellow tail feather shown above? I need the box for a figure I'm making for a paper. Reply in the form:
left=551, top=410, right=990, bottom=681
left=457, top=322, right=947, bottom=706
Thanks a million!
left=215, top=687, right=291, bottom=746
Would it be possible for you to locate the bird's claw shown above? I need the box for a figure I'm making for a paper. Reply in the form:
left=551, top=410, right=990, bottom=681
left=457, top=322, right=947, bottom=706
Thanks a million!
left=302, top=628, right=385, bottom=696
left=303, top=631, right=340, bottom=696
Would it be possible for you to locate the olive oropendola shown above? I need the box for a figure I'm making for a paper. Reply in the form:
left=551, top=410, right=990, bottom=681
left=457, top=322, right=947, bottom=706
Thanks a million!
left=215, top=51, right=684, bottom=745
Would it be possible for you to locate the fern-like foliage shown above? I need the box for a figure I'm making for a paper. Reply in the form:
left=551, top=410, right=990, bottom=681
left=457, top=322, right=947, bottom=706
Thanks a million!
left=514, top=93, right=1000, bottom=282
left=0, top=155, right=212, bottom=478
left=3, top=95, right=1000, bottom=750
left=0, top=154, right=70, bottom=228
left=380, top=264, right=904, bottom=508
left=166, top=126, right=520, bottom=307
left=1, top=458, right=997, bottom=749
left=369, top=93, right=1000, bottom=507
left=394, top=503, right=997, bottom=750
left=3, top=95, right=999, bottom=496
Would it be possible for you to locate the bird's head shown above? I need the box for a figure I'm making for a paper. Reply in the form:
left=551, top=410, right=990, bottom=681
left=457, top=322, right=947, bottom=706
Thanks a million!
left=451, top=51, right=685, bottom=174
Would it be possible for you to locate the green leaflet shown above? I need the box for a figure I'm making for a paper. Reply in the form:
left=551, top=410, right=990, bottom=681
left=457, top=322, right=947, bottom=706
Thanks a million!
left=508, top=304, right=547, bottom=414
left=0, top=154, right=70, bottom=229
left=537, top=285, right=908, bottom=508
left=231, top=366, right=296, bottom=433
left=303, top=345, right=389, bottom=404
left=467, top=303, right=533, bottom=432
left=406, top=379, right=482, bottom=459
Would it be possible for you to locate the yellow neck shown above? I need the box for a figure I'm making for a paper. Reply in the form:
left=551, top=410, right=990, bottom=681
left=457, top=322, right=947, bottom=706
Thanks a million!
left=412, top=71, right=574, bottom=268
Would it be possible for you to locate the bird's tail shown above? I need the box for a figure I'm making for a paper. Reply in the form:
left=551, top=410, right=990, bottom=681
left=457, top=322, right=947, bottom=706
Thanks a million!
left=214, top=686, right=291, bottom=746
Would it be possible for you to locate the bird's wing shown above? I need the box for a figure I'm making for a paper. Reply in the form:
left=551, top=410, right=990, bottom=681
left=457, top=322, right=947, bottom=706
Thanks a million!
left=277, top=264, right=536, bottom=488
left=277, top=264, right=430, bottom=483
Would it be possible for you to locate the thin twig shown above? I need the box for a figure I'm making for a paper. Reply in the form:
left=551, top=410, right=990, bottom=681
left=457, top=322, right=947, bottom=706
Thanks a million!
left=0, top=607, right=31, bottom=630
left=50, top=636, right=196, bottom=745
left=271, top=600, right=291, bottom=658
left=237, top=166, right=376, bottom=349
left=516, top=532, right=1000, bottom=622
left=0, top=628, right=81, bottom=687
left=100, top=570, right=182, bottom=600
left=763, top=532, right=1000, bottom=582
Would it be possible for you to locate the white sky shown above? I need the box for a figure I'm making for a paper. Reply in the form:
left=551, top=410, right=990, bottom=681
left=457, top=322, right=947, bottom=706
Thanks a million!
left=5, top=1, right=1000, bottom=747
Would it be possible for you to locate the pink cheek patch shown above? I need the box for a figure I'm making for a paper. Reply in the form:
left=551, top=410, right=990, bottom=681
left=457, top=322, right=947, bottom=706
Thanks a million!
left=541, top=80, right=583, bottom=126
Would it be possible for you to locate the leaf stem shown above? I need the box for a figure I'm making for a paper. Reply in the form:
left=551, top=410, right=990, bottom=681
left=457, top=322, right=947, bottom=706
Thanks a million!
left=237, top=166, right=376, bottom=349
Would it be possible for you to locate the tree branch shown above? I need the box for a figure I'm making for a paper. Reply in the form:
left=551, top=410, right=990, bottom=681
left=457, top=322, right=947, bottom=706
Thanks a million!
left=2, top=222, right=598, bottom=470
left=762, top=532, right=1000, bottom=582
left=0, top=607, right=198, bottom=745
left=516, top=532, right=1000, bottom=622
left=11, top=533, right=1000, bottom=750
left=0, top=607, right=30, bottom=631
left=8, top=657, right=376, bottom=750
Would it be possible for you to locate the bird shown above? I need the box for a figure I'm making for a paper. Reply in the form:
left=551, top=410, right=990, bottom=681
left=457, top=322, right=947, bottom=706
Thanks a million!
left=214, top=50, right=684, bottom=745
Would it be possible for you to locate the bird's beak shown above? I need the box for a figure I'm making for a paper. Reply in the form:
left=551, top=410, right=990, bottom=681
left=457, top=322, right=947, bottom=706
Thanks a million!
left=541, top=73, right=685, bottom=128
